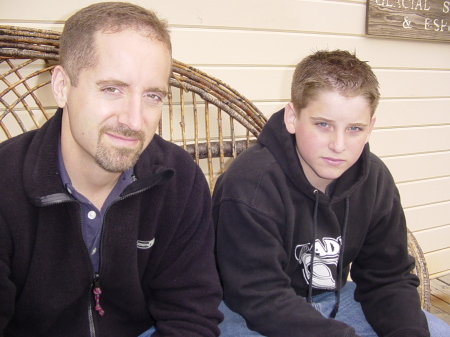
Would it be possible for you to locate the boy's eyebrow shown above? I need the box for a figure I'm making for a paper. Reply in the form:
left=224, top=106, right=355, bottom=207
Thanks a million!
left=96, top=79, right=168, bottom=96
left=310, top=117, right=333, bottom=123
left=310, top=117, right=369, bottom=127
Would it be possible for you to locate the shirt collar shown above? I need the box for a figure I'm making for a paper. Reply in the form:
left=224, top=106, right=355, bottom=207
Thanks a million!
left=57, top=140, right=134, bottom=208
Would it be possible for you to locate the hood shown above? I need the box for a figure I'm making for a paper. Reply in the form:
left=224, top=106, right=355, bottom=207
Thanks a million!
left=257, top=108, right=371, bottom=203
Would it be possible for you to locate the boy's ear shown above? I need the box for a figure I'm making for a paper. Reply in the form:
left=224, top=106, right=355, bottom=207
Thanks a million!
left=284, top=102, right=297, bottom=135
left=51, top=65, right=70, bottom=108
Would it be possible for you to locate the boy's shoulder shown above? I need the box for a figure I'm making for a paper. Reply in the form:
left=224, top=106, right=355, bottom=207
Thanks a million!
left=223, top=143, right=280, bottom=180
left=214, top=143, right=288, bottom=202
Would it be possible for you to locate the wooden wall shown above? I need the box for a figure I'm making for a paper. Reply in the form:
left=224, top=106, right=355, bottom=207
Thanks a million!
left=3, top=0, right=450, bottom=277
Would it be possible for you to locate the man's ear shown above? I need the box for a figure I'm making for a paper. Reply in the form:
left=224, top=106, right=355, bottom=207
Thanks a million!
left=51, top=65, right=70, bottom=108
left=284, top=102, right=297, bottom=135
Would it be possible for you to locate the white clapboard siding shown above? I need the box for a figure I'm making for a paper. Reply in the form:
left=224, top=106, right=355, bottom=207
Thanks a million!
left=370, top=126, right=450, bottom=157
left=2, top=0, right=450, bottom=277
left=404, top=202, right=450, bottom=232
left=383, top=152, right=450, bottom=183
left=397, top=178, right=450, bottom=209
left=424, top=249, right=450, bottom=278
left=376, top=99, right=450, bottom=128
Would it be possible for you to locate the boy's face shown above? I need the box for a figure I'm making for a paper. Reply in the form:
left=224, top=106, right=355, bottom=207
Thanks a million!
left=284, top=91, right=375, bottom=192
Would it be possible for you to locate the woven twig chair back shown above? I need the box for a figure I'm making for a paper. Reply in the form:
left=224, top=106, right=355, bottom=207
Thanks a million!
left=0, top=25, right=266, bottom=189
left=0, top=25, right=430, bottom=311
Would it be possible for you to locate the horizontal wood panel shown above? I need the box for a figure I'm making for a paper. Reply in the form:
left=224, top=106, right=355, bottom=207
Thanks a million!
left=425, top=248, right=450, bottom=277
left=376, top=69, right=450, bottom=98
left=405, top=202, right=450, bottom=232
left=370, top=126, right=450, bottom=157
left=196, top=67, right=450, bottom=102
left=171, top=29, right=450, bottom=69
left=397, top=177, right=450, bottom=208
left=376, top=99, right=450, bottom=128
left=382, top=152, right=450, bottom=183
left=0, top=0, right=366, bottom=33
left=415, top=225, right=450, bottom=254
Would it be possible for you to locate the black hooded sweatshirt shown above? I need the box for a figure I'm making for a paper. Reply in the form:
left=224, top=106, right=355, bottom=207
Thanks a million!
left=212, top=109, right=429, bottom=337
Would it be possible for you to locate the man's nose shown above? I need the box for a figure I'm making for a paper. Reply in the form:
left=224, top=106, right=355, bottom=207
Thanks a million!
left=117, top=96, right=143, bottom=131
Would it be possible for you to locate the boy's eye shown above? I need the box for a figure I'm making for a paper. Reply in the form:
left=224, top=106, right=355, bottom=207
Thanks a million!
left=349, top=126, right=362, bottom=131
left=317, top=122, right=329, bottom=128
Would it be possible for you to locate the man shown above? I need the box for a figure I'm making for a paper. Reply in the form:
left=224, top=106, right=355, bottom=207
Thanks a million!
left=0, top=2, right=222, bottom=336
left=213, top=50, right=450, bottom=336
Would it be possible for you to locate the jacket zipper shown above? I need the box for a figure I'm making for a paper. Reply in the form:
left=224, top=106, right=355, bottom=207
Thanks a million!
left=93, top=274, right=105, bottom=316
left=86, top=175, right=166, bottom=336
left=36, top=173, right=167, bottom=336
left=88, top=294, right=96, bottom=337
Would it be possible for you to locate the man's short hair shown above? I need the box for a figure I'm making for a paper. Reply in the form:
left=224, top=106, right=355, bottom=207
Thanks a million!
left=290, top=50, right=380, bottom=116
left=59, top=1, right=172, bottom=86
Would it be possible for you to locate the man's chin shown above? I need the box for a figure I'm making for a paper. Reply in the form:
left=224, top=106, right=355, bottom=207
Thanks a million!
left=95, top=147, right=142, bottom=173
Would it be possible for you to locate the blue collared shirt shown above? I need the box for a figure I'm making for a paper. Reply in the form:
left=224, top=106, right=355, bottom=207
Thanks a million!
left=58, top=145, right=133, bottom=272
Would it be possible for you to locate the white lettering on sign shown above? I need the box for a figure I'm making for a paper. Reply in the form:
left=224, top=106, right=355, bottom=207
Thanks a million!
left=376, top=0, right=431, bottom=10
left=444, top=1, right=450, bottom=13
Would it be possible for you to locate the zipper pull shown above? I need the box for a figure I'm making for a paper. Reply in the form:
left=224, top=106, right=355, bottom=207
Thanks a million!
left=93, top=275, right=105, bottom=316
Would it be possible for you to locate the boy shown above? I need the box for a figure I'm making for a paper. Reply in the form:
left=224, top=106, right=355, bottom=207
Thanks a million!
left=213, top=50, right=450, bottom=336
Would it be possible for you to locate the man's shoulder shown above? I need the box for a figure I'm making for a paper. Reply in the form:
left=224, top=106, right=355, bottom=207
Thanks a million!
left=137, top=135, right=204, bottom=186
left=0, top=130, right=39, bottom=175
left=144, top=135, right=197, bottom=165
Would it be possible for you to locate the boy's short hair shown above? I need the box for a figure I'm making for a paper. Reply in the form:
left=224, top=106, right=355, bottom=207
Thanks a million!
left=59, top=1, right=172, bottom=86
left=291, top=50, right=380, bottom=116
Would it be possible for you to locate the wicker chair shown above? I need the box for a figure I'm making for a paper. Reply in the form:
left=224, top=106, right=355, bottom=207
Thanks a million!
left=0, top=25, right=430, bottom=311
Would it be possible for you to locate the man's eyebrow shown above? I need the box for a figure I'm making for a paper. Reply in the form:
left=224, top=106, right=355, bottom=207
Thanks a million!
left=96, top=79, right=129, bottom=87
left=150, top=87, right=168, bottom=97
left=96, top=80, right=168, bottom=96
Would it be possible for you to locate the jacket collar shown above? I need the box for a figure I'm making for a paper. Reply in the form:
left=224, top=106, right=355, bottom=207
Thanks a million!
left=23, top=108, right=174, bottom=207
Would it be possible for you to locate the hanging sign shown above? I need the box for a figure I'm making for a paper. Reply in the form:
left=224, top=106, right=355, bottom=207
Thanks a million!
left=366, top=0, right=450, bottom=42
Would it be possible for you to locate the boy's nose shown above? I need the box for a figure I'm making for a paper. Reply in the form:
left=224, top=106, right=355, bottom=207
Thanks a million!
left=329, top=132, right=346, bottom=153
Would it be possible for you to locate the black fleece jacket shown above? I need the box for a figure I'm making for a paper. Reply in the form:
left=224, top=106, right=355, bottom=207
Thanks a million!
left=212, top=109, right=429, bottom=337
left=0, top=109, right=223, bottom=337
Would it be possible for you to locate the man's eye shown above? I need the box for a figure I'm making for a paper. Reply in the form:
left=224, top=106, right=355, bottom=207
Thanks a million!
left=146, top=93, right=163, bottom=101
left=317, top=122, right=328, bottom=127
left=349, top=126, right=361, bottom=131
left=103, top=87, right=119, bottom=94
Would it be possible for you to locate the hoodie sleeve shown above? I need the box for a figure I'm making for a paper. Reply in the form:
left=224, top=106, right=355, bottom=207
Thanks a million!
left=214, top=198, right=358, bottom=337
left=350, top=161, right=429, bottom=337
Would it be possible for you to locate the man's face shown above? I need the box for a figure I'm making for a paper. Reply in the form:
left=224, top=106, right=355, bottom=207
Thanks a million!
left=57, top=29, right=171, bottom=172
left=285, top=91, right=375, bottom=192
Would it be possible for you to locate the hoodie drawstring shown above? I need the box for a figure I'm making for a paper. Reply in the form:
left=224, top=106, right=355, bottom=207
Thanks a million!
left=307, top=189, right=320, bottom=303
left=330, top=196, right=349, bottom=318
left=307, top=193, right=350, bottom=320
